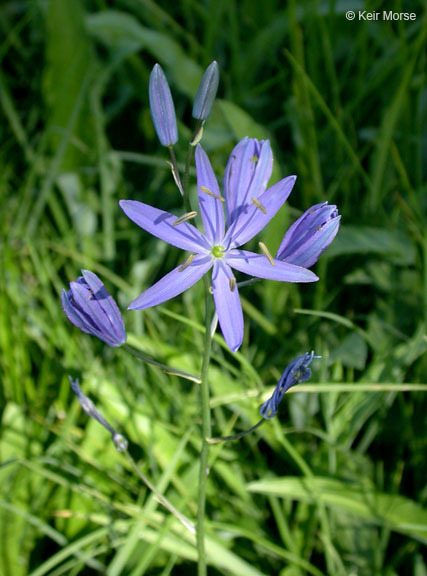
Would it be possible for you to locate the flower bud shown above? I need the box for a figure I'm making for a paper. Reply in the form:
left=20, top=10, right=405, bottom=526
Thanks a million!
left=276, top=202, right=340, bottom=268
left=62, top=270, right=126, bottom=347
left=192, top=61, right=219, bottom=121
left=149, top=64, right=178, bottom=146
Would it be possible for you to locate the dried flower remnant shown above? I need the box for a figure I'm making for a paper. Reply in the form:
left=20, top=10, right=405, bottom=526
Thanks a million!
left=260, top=351, right=320, bottom=419
left=69, top=377, right=128, bottom=452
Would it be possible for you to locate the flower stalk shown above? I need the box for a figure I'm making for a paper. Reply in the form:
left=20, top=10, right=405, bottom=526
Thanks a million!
left=197, top=276, right=214, bottom=576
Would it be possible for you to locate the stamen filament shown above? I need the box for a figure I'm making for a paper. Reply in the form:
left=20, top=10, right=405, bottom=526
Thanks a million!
left=173, top=211, right=198, bottom=226
left=252, top=197, right=267, bottom=214
left=178, top=254, right=194, bottom=272
left=229, top=278, right=236, bottom=292
left=200, top=186, right=224, bottom=202
left=259, top=242, right=275, bottom=266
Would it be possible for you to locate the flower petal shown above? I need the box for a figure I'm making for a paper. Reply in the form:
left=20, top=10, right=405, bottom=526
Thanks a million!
left=195, top=145, right=225, bottom=244
left=129, top=254, right=213, bottom=310
left=280, top=216, right=341, bottom=268
left=276, top=203, right=340, bottom=267
left=226, top=249, right=318, bottom=283
left=62, top=287, right=120, bottom=346
left=211, top=261, right=244, bottom=352
left=224, top=175, right=296, bottom=249
left=120, top=200, right=210, bottom=253
left=81, top=270, right=126, bottom=343
left=223, top=138, right=273, bottom=226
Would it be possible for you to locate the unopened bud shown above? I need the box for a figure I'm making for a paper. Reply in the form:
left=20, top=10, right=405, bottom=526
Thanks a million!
left=192, top=61, right=219, bottom=121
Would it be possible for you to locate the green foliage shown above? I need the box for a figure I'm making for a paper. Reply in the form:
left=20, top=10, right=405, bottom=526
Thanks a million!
left=0, top=0, right=426, bottom=574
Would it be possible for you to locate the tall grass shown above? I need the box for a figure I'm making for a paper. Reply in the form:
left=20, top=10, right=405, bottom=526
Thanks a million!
left=0, top=0, right=426, bottom=574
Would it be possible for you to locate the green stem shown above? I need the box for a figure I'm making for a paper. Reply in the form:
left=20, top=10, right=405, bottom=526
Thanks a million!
left=183, top=143, right=194, bottom=213
left=197, top=277, right=214, bottom=576
left=124, top=344, right=201, bottom=383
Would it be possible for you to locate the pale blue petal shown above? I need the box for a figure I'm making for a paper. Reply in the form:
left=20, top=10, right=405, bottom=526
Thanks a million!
left=211, top=261, right=244, bottom=352
left=120, top=200, right=210, bottom=253
left=129, top=254, right=213, bottom=310
left=195, top=145, right=225, bottom=244
left=224, top=175, right=296, bottom=249
left=226, top=250, right=318, bottom=282
left=223, top=139, right=273, bottom=226
left=81, top=270, right=125, bottom=343
left=280, top=216, right=341, bottom=268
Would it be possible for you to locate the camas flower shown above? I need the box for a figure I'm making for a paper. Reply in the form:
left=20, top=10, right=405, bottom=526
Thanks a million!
left=259, top=351, right=319, bottom=419
left=62, top=270, right=126, bottom=347
left=120, top=138, right=317, bottom=353
left=276, top=202, right=340, bottom=268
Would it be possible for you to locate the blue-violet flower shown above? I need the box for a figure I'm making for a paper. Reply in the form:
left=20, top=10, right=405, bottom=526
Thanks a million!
left=276, top=202, right=340, bottom=268
left=120, top=138, right=318, bottom=353
left=149, top=64, right=178, bottom=147
left=259, top=351, right=319, bottom=419
left=62, top=270, right=126, bottom=347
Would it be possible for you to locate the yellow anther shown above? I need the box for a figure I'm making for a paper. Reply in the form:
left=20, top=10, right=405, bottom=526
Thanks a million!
left=250, top=154, right=259, bottom=163
left=229, top=278, right=236, bottom=292
left=252, top=197, right=267, bottom=214
left=173, top=211, right=198, bottom=226
left=259, top=242, right=275, bottom=266
left=178, top=254, right=194, bottom=272
left=200, top=186, right=224, bottom=202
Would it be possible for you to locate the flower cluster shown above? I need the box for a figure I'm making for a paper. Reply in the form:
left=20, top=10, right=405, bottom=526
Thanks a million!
left=62, top=62, right=340, bottom=355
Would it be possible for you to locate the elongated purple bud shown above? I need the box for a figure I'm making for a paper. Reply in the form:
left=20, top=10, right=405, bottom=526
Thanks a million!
left=62, top=270, right=126, bottom=347
left=192, top=61, right=219, bottom=121
left=276, top=202, right=340, bottom=268
left=149, top=64, right=178, bottom=146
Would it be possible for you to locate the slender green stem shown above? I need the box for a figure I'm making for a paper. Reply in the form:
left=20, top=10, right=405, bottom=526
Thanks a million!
left=124, top=344, right=201, bottom=383
left=183, top=143, right=194, bottom=212
left=197, top=277, right=214, bottom=576
left=207, top=418, right=265, bottom=444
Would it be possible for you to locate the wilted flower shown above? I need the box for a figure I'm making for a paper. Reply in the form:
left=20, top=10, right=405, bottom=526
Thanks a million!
left=259, top=351, right=319, bottom=419
left=120, top=138, right=318, bottom=353
left=62, top=270, right=126, bottom=347
left=192, top=61, right=220, bottom=122
left=69, top=377, right=128, bottom=452
left=149, top=64, right=178, bottom=147
left=276, top=202, right=340, bottom=268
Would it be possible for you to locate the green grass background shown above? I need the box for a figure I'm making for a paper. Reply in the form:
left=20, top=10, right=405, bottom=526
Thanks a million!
left=0, top=0, right=426, bottom=574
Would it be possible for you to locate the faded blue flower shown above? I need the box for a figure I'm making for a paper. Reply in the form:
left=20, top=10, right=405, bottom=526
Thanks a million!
left=149, top=64, right=178, bottom=146
left=277, top=202, right=340, bottom=268
left=259, top=351, right=320, bottom=419
left=192, top=61, right=220, bottom=121
left=120, top=138, right=318, bottom=353
left=69, top=377, right=128, bottom=452
left=62, top=270, right=126, bottom=347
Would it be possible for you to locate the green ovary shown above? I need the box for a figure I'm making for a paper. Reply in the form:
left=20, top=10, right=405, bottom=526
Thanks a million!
left=212, top=246, right=225, bottom=258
